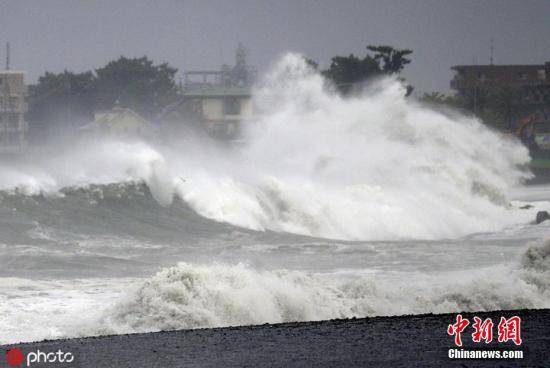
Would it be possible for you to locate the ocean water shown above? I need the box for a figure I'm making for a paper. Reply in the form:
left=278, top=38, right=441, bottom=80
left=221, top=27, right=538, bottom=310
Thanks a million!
left=0, top=55, right=549, bottom=344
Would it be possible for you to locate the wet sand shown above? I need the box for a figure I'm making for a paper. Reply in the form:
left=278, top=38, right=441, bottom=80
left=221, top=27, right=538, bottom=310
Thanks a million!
left=2, top=309, right=548, bottom=367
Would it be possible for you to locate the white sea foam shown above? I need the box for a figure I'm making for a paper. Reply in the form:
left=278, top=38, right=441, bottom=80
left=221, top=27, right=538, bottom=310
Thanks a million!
left=0, top=140, right=170, bottom=197
left=173, top=55, right=534, bottom=240
left=100, top=240, right=549, bottom=335
left=3, top=238, right=546, bottom=344
left=0, top=54, right=534, bottom=240
left=0, top=277, right=133, bottom=344
left=0, top=53, right=546, bottom=347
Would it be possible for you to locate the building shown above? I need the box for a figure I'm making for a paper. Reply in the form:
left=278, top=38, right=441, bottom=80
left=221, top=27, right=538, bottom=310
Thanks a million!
left=450, top=62, right=550, bottom=131
left=163, top=85, right=253, bottom=138
left=158, top=44, right=256, bottom=139
left=80, top=106, right=154, bottom=139
left=0, top=70, right=28, bottom=153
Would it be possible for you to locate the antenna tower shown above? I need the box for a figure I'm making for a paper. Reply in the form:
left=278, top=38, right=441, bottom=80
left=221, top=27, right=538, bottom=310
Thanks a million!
left=5, top=42, right=10, bottom=70
left=490, top=38, right=494, bottom=65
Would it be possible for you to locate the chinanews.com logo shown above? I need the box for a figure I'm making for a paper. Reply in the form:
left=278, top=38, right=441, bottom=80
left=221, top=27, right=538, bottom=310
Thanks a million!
left=447, top=314, right=524, bottom=360
left=4, top=347, right=74, bottom=367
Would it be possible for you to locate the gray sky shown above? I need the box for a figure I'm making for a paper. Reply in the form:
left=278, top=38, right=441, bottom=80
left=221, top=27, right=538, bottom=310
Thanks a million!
left=1, top=0, right=549, bottom=93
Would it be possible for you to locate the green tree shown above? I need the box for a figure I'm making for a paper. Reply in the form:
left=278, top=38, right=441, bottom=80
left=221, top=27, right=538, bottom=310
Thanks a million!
left=486, top=87, right=520, bottom=130
left=449, top=87, right=515, bottom=130
left=454, top=88, right=490, bottom=116
left=366, top=45, right=412, bottom=74
left=304, top=58, right=319, bottom=71
left=322, top=54, right=381, bottom=94
left=419, top=92, right=458, bottom=107
left=27, top=70, right=96, bottom=140
left=94, top=56, right=179, bottom=118
left=321, top=45, right=413, bottom=95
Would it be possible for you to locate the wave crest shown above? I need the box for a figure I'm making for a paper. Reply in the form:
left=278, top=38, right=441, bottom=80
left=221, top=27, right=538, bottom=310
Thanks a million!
left=0, top=54, right=534, bottom=240
left=100, top=240, right=550, bottom=334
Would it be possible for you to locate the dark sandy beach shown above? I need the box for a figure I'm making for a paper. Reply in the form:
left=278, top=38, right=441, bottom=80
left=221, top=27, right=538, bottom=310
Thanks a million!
left=2, top=309, right=548, bottom=367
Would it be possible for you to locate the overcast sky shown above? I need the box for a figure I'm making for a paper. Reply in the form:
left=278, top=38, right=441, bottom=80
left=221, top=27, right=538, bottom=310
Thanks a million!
left=1, top=0, right=549, bottom=93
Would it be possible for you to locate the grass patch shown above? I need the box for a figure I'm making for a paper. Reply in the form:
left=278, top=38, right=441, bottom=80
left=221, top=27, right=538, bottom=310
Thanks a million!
left=530, top=158, right=550, bottom=169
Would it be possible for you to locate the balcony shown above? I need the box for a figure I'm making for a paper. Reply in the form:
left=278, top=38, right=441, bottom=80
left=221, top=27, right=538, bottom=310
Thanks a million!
left=450, top=76, right=467, bottom=90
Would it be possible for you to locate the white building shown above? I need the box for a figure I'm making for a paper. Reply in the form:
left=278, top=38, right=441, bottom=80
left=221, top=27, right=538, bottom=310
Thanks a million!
left=158, top=45, right=256, bottom=139
left=0, top=70, right=28, bottom=153
left=184, top=86, right=253, bottom=137
left=80, top=106, right=154, bottom=139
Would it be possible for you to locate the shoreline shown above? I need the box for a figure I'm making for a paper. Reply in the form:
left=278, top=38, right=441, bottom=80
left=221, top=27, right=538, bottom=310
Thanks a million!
left=2, top=308, right=548, bottom=367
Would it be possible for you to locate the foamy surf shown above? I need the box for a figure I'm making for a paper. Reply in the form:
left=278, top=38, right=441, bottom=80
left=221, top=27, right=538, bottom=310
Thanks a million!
left=97, top=239, right=550, bottom=333
left=0, top=54, right=534, bottom=241
left=1, top=239, right=548, bottom=344
left=1, top=54, right=548, bottom=347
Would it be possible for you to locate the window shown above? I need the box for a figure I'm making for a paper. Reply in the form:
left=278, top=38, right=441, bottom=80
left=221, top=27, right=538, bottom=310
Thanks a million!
left=538, top=69, right=546, bottom=80
left=9, top=97, right=19, bottom=109
left=518, top=72, right=528, bottom=80
left=223, top=97, right=240, bottom=115
left=7, top=114, right=18, bottom=129
left=7, top=132, right=20, bottom=145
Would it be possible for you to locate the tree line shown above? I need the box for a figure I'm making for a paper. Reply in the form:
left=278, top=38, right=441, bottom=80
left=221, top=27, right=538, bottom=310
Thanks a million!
left=27, top=56, right=179, bottom=140
left=307, top=45, right=413, bottom=95
left=419, top=85, right=530, bottom=131
left=27, top=46, right=414, bottom=140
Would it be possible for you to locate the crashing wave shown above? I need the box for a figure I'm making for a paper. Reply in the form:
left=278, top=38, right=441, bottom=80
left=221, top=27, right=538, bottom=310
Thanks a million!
left=0, top=54, right=534, bottom=240
left=98, top=240, right=550, bottom=335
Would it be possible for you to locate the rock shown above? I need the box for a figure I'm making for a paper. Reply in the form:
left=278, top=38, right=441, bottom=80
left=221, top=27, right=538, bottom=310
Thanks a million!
left=535, top=211, right=550, bottom=224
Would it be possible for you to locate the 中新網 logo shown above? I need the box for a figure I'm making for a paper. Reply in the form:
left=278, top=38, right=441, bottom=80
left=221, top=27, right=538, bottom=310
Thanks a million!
left=447, top=314, right=522, bottom=346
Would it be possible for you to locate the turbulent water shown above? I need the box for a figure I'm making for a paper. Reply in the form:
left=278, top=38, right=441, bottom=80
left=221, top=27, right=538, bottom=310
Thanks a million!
left=1, top=54, right=549, bottom=344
